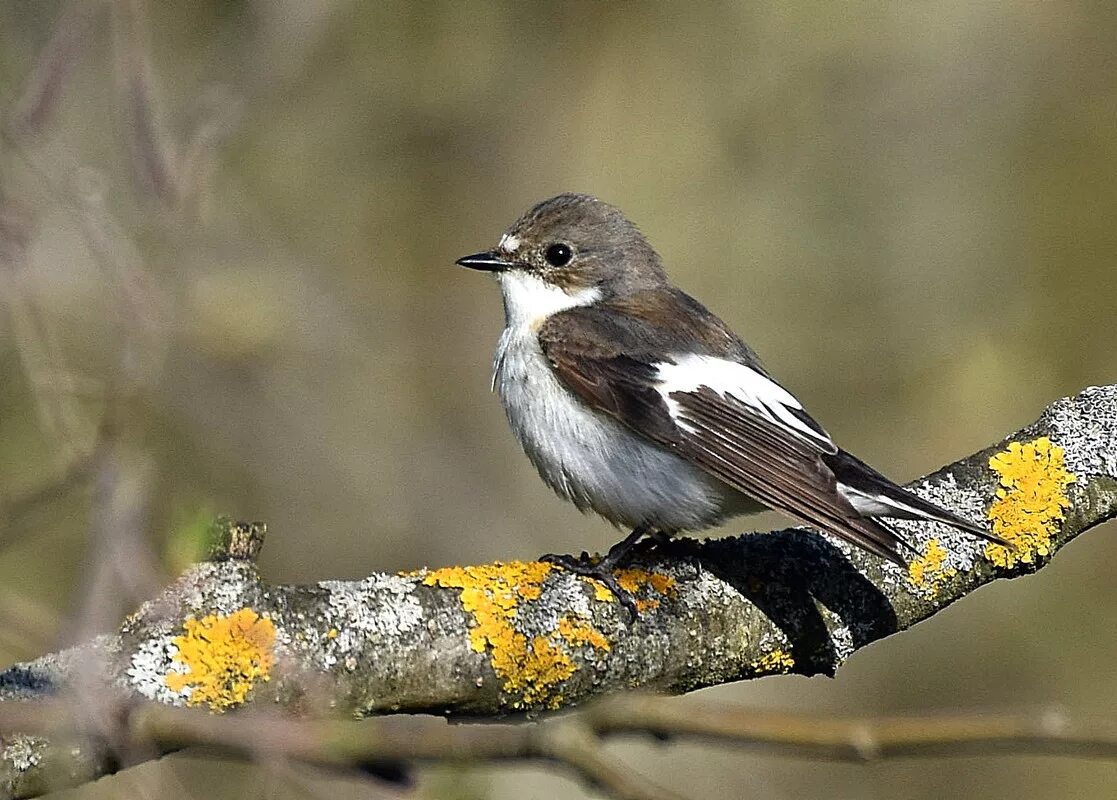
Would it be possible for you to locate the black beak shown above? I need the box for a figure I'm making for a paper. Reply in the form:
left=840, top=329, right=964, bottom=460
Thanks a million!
left=455, top=250, right=513, bottom=272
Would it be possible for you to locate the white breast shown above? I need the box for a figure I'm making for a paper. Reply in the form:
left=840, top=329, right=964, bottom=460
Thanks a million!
left=491, top=321, right=751, bottom=532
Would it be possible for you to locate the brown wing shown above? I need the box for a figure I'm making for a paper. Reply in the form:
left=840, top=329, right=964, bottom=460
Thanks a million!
left=539, top=302, right=910, bottom=565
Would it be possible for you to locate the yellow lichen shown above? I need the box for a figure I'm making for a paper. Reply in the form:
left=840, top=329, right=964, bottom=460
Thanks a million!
left=985, top=437, right=1077, bottom=568
left=165, top=607, right=276, bottom=711
left=423, top=561, right=610, bottom=709
left=591, top=567, right=677, bottom=612
left=557, top=615, right=611, bottom=651
left=752, top=649, right=795, bottom=675
left=907, top=538, right=956, bottom=593
left=589, top=579, right=615, bottom=603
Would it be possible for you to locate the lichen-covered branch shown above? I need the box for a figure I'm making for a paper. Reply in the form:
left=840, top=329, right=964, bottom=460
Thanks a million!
left=1, top=385, right=1116, bottom=798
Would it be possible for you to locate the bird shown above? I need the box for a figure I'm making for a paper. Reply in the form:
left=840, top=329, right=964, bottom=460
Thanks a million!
left=456, top=193, right=1003, bottom=612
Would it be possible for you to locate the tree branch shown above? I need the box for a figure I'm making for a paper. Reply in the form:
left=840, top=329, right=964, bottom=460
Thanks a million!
left=1, top=385, right=1115, bottom=798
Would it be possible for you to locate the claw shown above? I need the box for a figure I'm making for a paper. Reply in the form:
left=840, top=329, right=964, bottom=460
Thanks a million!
left=540, top=552, right=639, bottom=621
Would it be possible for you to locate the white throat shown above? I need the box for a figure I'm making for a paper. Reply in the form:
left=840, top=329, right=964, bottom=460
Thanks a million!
left=496, top=271, right=601, bottom=329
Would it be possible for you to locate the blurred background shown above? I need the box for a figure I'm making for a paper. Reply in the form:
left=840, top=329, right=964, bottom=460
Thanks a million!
left=1, top=1, right=1116, bottom=798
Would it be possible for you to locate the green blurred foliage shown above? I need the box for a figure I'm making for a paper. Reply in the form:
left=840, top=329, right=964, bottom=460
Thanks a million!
left=1, top=1, right=1116, bottom=798
left=164, top=501, right=216, bottom=575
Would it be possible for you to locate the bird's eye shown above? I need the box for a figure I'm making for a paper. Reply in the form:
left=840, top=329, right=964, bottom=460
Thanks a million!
left=543, top=243, right=573, bottom=267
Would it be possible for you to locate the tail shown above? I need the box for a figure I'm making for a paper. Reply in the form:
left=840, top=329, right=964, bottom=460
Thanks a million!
left=824, top=449, right=1007, bottom=547
left=830, top=513, right=916, bottom=567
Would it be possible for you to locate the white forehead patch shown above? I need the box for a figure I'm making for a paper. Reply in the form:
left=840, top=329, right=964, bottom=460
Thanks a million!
left=499, top=234, right=521, bottom=253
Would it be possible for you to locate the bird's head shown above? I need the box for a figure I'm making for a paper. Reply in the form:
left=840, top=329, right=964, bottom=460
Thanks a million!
left=457, top=193, right=666, bottom=327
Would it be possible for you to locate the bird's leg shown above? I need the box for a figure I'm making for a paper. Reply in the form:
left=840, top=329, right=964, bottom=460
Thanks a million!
left=541, top=523, right=652, bottom=619
left=598, top=523, right=653, bottom=570
left=647, top=529, right=674, bottom=547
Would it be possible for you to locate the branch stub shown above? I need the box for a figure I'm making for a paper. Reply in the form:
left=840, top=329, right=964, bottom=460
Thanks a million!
left=204, top=517, right=266, bottom=562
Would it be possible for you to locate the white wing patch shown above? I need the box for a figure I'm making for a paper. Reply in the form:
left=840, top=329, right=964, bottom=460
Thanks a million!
left=839, top=483, right=899, bottom=515
left=839, top=482, right=930, bottom=518
left=654, top=354, right=834, bottom=449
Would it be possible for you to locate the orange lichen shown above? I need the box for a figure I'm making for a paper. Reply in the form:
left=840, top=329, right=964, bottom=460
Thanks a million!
left=423, top=561, right=610, bottom=709
left=985, top=437, right=1076, bottom=568
left=165, top=607, right=275, bottom=711
left=907, top=538, right=956, bottom=593
left=751, top=649, right=795, bottom=675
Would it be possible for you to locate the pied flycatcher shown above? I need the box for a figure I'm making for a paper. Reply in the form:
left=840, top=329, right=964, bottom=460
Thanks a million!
left=457, top=193, right=1002, bottom=610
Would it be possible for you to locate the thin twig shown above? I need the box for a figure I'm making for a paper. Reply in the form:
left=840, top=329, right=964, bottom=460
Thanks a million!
left=537, top=722, right=687, bottom=800
left=584, top=695, right=1117, bottom=761
left=5, top=697, right=1117, bottom=800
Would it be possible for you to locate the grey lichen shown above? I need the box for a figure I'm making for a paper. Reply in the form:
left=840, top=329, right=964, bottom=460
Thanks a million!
left=126, top=635, right=190, bottom=706
left=1, top=738, right=40, bottom=774
left=1046, top=385, right=1117, bottom=478
left=316, top=574, right=424, bottom=670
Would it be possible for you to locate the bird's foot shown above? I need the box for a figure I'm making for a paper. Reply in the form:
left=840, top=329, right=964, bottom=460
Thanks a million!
left=539, top=552, right=639, bottom=620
